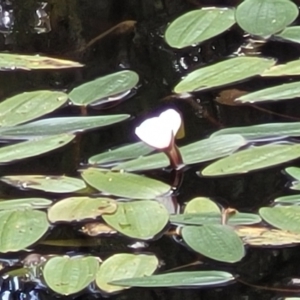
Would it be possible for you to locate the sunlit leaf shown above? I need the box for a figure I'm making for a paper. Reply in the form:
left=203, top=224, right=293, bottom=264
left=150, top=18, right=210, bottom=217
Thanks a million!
left=0, top=91, right=68, bottom=127
left=165, top=8, right=235, bottom=49
left=43, top=256, right=99, bottom=295
left=0, top=53, right=83, bottom=70
left=114, top=134, right=246, bottom=171
left=69, top=70, right=139, bottom=106
left=182, top=225, right=245, bottom=263
left=259, top=206, right=300, bottom=233
left=275, top=26, right=300, bottom=44
left=235, top=0, right=298, bottom=37
left=262, top=59, right=300, bottom=76
left=0, top=115, right=130, bottom=140
left=236, top=81, right=300, bottom=103
left=110, top=270, right=235, bottom=287
left=96, top=253, right=158, bottom=293
left=0, top=198, right=52, bottom=210
left=174, top=57, right=275, bottom=93
left=211, top=122, right=300, bottom=140
left=0, top=134, right=74, bottom=164
left=201, top=144, right=300, bottom=176
left=88, top=142, right=154, bottom=165
left=81, top=168, right=170, bottom=199
left=102, top=200, right=169, bottom=240
left=48, top=197, right=117, bottom=223
left=1, top=175, right=86, bottom=193
left=184, top=197, right=220, bottom=214
left=0, top=209, right=49, bottom=252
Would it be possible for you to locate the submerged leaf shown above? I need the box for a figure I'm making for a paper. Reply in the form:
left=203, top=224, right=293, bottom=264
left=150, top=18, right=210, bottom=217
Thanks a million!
left=165, top=8, right=235, bottom=49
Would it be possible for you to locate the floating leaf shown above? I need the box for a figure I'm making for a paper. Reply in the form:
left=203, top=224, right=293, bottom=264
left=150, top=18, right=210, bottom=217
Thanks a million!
left=0, top=209, right=49, bottom=252
left=43, top=256, right=99, bottom=295
left=88, top=142, right=154, bottom=165
left=0, top=134, right=74, bottom=164
left=165, top=8, right=235, bottom=49
left=182, top=225, right=245, bottom=263
left=262, top=60, right=300, bottom=76
left=0, top=198, right=52, bottom=210
left=1, top=175, right=86, bottom=193
left=174, top=57, right=275, bottom=93
left=0, top=91, right=68, bottom=127
left=110, top=270, right=234, bottom=287
left=81, top=168, right=170, bottom=199
left=236, top=81, right=300, bottom=103
left=48, top=197, right=117, bottom=223
left=211, top=122, right=300, bottom=140
left=0, top=115, right=130, bottom=140
left=201, top=144, right=300, bottom=176
left=235, top=226, right=300, bottom=246
left=259, top=206, right=300, bottom=233
left=114, top=134, right=246, bottom=171
left=184, top=197, right=220, bottom=214
left=235, top=0, right=298, bottom=37
left=275, top=26, right=300, bottom=44
left=285, top=166, right=300, bottom=180
left=274, top=195, right=300, bottom=204
left=69, top=70, right=139, bottom=106
left=0, top=53, right=83, bottom=70
left=96, top=253, right=158, bottom=293
left=102, top=201, right=169, bottom=240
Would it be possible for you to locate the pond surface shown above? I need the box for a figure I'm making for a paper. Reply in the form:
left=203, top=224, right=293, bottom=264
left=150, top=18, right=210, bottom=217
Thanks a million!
left=1, top=0, right=300, bottom=299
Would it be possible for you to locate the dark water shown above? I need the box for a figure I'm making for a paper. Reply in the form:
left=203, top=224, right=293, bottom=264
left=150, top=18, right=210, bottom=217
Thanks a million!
left=1, top=0, right=300, bottom=299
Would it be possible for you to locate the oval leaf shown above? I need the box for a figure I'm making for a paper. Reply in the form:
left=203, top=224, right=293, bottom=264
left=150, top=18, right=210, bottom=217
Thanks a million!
left=174, top=57, right=275, bottom=93
left=182, top=225, right=245, bottom=263
left=184, top=197, right=221, bottom=214
left=0, top=134, right=74, bottom=164
left=0, top=91, right=68, bottom=127
left=69, top=70, right=139, bottom=106
left=81, top=168, right=170, bottom=199
left=48, top=197, right=117, bottom=223
left=235, top=0, right=298, bottom=37
left=0, top=209, right=49, bottom=252
left=1, top=175, right=86, bottom=193
left=102, top=201, right=169, bottom=240
left=201, top=144, right=300, bottom=176
left=0, top=198, right=52, bottom=210
left=43, top=256, right=99, bottom=295
left=96, top=253, right=158, bottom=293
left=274, top=195, right=300, bottom=204
left=262, top=59, right=300, bottom=76
left=275, top=26, right=300, bottom=44
left=110, top=270, right=234, bottom=287
left=165, top=8, right=235, bottom=49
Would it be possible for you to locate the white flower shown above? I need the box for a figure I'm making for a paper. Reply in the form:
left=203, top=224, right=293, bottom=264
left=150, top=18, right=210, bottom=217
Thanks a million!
left=135, top=109, right=182, bottom=149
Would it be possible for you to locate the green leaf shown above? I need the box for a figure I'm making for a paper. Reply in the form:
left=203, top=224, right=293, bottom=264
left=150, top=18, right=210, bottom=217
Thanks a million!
left=48, top=197, right=117, bottom=223
left=96, top=253, right=158, bottom=293
left=285, top=166, right=300, bottom=180
left=0, top=209, right=49, bottom=252
left=88, top=142, right=154, bottom=165
left=274, top=195, right=300, bottom=204
left=174, top=57, right=275, bottom=93
left=211, top=122, right=300, bottom=140
left=262, top=59, right=300, bottom=76
left=165, top=8, right=235, bottom=49
left=114, top=134, right=246, bottom=171
left=0, top=198, right=52, bottom=210
left=69, top=70, right=139, bottom=106
left=0, top=53, right=83, bottom=70
left=110, top=270, right=234, bottom=287
left=0, top=134, right=74, bottom=164
left=275, top=26, right=300, bottom=44
left=0, top=91, right=68, bottom=127
left=201, top=144, right=300, bottom=176
left=0, top=115, right=130, bottom=140
left=236, top=81, right=300, bottom=103
left=81, top=168, right=170, bottom=199
left=184, top=197, right=220, bottom=214
left=259, top=206, right=300, bottom=233
left=102, top=200, right=169, bottom=240
left=235, top=0, right=298, bottom=37
left=1, top=175, right=86, bottom=193
left=182, top=225, right=245, bottom=263
left=43, top=256, right=99, bottom=295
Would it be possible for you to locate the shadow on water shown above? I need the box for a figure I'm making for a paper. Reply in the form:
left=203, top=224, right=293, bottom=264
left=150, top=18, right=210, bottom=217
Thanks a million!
left=1, top=0, right=300, bottom=299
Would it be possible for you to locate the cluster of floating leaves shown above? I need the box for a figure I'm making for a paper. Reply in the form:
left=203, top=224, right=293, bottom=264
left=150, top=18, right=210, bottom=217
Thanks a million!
left=2, top=0, right=300, bottom=297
